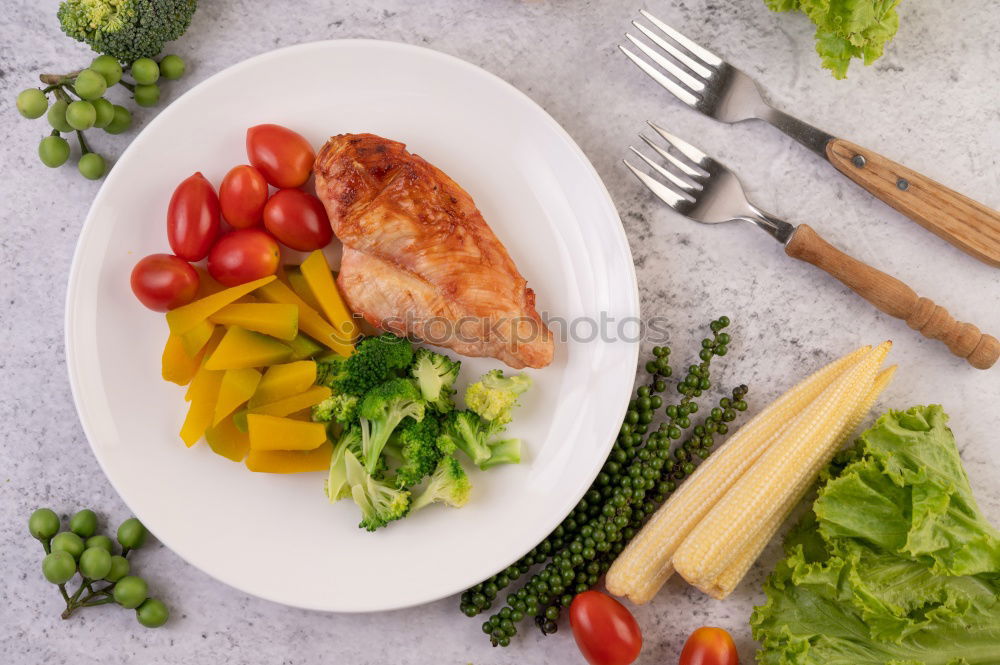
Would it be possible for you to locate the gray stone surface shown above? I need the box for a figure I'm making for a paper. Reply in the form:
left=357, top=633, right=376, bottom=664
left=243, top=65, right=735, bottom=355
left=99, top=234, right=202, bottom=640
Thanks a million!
left=1, top=1, right=998, bottom=663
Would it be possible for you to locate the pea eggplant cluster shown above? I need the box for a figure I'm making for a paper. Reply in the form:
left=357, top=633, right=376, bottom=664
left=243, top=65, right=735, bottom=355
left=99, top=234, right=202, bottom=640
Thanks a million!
left=28, top=508, right=168, bottom=627
left=15, top=54, right=186, bottom=180
left=460, top=317, right=749, bottom=646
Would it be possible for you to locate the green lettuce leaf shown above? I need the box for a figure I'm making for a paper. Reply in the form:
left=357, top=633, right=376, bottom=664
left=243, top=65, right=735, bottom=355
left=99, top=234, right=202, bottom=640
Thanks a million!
left=765, top=0, right=902, bottom=79
left=752, top=405, right=1000, bottom=665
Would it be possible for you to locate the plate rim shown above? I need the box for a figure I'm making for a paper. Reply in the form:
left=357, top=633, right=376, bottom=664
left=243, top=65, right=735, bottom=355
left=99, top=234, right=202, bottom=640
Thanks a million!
left=64, top=38, right=640, bottom=612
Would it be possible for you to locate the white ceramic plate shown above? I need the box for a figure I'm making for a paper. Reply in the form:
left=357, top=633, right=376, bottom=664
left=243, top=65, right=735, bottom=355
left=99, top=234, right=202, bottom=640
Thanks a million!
left=65, top=40, right=639, bottom=612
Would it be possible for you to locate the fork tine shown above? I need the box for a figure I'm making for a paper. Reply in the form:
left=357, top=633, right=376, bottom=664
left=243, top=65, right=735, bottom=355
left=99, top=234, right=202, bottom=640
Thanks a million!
left=638, top=134, right=704, bottom=179
left=623, top=159, right=689, bottom=208
left=628, top=146, right=700, bottom=194
left=630, top=23, right=712, bottom=82
left=646, top=121, right=711, bottom=168
left=618, top=44, right=700, bottom=108
left=639, top=9, right=723, bottom=68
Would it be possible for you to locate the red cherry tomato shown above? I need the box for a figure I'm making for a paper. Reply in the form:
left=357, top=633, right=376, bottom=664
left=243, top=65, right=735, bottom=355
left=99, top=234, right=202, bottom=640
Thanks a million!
left=262, top=188, right=332, bottom=251
left=246, top=124, right=315, bottom=188
left=207, top=228, right=281, bottom=286
left=167, top=172, right=221, bottom=261
left=569, top=591, right=642, bottom=665
left=219, top=164, right=269, bottom=228
left=679, top=627, right=739, bottom=665
left=130, top=254, right=199, bottom=311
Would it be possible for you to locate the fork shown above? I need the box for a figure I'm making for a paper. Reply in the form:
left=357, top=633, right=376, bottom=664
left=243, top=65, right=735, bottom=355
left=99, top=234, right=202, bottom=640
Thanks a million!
left=619, top=10, right=1000, bottom=268
left=626, top=122, right=1000, bottom=370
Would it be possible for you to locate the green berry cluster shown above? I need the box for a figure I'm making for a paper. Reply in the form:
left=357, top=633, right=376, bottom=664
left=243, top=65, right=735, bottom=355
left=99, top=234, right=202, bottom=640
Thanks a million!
left=16, top=53, right=186, bottom=180
left=460, top=317, right=749, bottom=646
left=28, top=508, right=168, bottom=627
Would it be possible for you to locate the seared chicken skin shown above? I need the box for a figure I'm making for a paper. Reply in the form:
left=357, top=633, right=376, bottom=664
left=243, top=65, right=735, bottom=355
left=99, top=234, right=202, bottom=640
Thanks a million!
left=314, top=134, right=553, bottom=369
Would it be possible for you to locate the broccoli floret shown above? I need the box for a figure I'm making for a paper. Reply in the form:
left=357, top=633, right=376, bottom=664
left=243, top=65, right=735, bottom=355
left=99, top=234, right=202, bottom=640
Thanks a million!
left=325, top=427, right=362, bottom=503
left=58, top=0, right=197, bottom=64
left=344, top=447, right=410, bottom=531
left=393, top=417, right=442, bottom=489
left=479, top=438, right=521, bottom=470
left=358, top=378, right=425, bottom=474
left=311, top=392, right=359, bottom=424
left=316, top=334, right=414, bottom=397
left=411, top=456, right=472, bottom=511
left=465, top=369, right=532, bottom=425
left=443, top=410, right=520, bottom=471
left=410, top=348, right=461, bottom=412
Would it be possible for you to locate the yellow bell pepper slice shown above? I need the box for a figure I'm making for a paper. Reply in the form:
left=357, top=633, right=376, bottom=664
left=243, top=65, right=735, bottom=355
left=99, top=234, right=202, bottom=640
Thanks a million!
left=162, top=334, right=202, bottom=386
left=249, top=385, right=331, bottom=417
left=285, top=266, right=322, bottom=312
left=213, top=368, right=262, bottom=425
left=180, top=319, right=216, bottom=357
left=287, top=333, right=324, bottom=360
left=249, top=361, right=317, bottom=408
left=247, top=414, right=326, bottom=451
left=209, top=303, right=298, bottom=341
left=166, top=275, right=276, bottom=336
left=299, top=251, right=359, bottom=344
left=180, top=366, right=223, bottom=447
left=245, top=440, right=333, bottom=473
left=184, top=327, right=227, bottom=401
left=255, top=280, right=353, bottom=357
left=205, top=415, right=251, bottom=462
left=204, top=326, right=292, bottom=371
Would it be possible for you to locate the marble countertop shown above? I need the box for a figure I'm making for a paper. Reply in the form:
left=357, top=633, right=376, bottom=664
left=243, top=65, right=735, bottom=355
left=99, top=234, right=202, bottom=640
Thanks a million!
left=2, top=1, right=998, bottom=663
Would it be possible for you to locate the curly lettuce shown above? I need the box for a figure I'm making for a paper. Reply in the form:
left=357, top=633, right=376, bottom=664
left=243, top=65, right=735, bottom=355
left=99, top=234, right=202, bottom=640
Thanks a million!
left=765, top=0, right=902, bottom=79
left=751, top=405, right=1000, bottom=665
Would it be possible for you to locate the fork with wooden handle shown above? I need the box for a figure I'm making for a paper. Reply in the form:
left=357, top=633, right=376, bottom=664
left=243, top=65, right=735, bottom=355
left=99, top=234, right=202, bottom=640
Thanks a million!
left=625, top=122, right=1000, bottom=369
left=619, top=10, right=1000, bottom=268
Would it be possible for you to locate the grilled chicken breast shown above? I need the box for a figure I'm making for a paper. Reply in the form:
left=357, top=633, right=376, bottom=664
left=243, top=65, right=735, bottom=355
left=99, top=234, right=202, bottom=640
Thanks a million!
left=314, top=133, right=553, bottom=369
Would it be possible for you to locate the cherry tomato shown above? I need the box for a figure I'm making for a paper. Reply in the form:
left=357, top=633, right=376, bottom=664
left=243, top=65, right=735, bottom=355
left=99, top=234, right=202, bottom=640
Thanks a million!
left=569, top=591, right=642, bottom=665
left=262, top=188, right=332, bottom=251
left=246, top=124, right=315, bottom=188
left=219, top=164, right=268, bottom=228
left=131, top=254, right=199, bottom=311
left=679, top=627, right=739, bottom=665
left=167, top=172, right=221, bottom=261
left=207, top=228, right=281, bottom=286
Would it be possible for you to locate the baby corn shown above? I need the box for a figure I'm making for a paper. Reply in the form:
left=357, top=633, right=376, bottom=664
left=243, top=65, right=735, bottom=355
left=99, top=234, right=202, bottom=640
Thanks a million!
left=605, top=344, right=872, bottom=604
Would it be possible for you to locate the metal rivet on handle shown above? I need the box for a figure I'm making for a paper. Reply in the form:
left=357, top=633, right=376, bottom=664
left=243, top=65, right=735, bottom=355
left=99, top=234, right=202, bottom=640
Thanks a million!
left=897, top=178, right=909, bottom=191
left=851, top=154, right=866, bottom=168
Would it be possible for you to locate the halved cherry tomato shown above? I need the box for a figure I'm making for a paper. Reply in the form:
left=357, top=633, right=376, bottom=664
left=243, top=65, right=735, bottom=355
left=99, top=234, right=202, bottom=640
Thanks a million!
left=207, top=228, right=281, bottom=286
left=569, top=591, right=642, bottom=665
left=679, top=627, right=738, bottom=665
left=262, top=188, right=332, bottom=251
left=246, top=124, right=315, bottom=188
left=219, top=164, right=269, bottom=228
left=167, top=172, right=221, bottom=261
left=131, top=254, right=199, bottom=311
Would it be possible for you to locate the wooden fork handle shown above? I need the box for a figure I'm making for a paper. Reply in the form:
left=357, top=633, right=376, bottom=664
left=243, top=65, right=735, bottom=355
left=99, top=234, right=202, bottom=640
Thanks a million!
left=826, top=138, right=1000, bottom=267
left=785, top=224, right=999, bottom=369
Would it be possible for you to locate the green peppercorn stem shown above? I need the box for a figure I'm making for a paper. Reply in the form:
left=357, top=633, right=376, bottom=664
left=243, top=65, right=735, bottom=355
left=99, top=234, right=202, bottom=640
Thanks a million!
left=461, top=318, right=749, bottom=647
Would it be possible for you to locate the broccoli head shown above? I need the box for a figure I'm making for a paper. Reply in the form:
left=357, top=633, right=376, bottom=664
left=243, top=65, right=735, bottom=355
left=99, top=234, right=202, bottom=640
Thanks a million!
left=358, top=378, right=425, bottom=474
left=58, top=0, right=197, bottom=64
left=316, top=334, right=414, bottom=397
left=464, top=369, right=532, bottom=425
left=393, top=417, right=442, bottom=489
left=411, top=456, right=471, bottom=511
left=410, top=348, right=461, bottom=412
left=344, top=447, right=410, bottom=531
left=443, top=410, right=521, bottom=471
left=311, top=392, right=359, bottom=424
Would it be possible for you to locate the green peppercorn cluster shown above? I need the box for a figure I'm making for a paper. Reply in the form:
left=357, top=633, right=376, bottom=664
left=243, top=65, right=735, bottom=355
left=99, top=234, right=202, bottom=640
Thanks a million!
left=28, top=507, right=169, bottom=627
left=459, top=317, right=749, bottom=646
left=16, top=54, right=186, bottom=180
